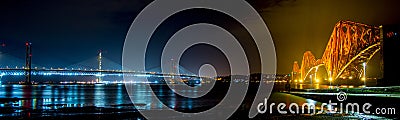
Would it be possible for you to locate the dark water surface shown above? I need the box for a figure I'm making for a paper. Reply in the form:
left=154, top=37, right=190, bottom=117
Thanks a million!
left=1, top=82, right=398, bottom=119
left=0, top=83, right=223, bottom=118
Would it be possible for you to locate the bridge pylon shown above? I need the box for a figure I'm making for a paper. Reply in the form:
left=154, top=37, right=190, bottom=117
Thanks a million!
left=25, top=42, right=32, bottom=85
left=97, top=51, right=103, bottom=83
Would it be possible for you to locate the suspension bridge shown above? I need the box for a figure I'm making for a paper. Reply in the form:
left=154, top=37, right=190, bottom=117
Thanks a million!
left=0, top=42, right=199, bottom=85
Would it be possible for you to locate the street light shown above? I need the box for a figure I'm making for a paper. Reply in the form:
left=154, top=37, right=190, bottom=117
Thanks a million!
left=329, top=77, right=333, bottom=88
left=362, top=62, right=367, bottom=87
left=314, top=67, right=318, bottom=83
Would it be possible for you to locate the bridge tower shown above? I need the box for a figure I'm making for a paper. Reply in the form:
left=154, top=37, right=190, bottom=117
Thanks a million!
left=171, top=59, right=177, bottom=75
left=25, top=42, right=32, bottom=85
left=97, top=51, right=103, bottom=83
left=98, top=51, right=102, bottom=70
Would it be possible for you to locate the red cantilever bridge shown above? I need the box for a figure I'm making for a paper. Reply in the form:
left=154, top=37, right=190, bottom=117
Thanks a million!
left=292, top=20, right=382, bottom=83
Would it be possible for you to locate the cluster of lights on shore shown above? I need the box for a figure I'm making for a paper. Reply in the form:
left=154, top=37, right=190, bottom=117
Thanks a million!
left=291, top=62, right=368, bottom=87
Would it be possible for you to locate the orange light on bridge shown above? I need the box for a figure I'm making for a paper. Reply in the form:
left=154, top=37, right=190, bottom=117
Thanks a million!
left=361, top=77, right=366, bottom=81
left=329, top=77, right=333, bottom=81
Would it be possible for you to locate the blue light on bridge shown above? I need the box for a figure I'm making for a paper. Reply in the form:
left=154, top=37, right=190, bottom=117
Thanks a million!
left=95, top=74, right=105, bottom=77
left=134, top=74, right=151, bottom=77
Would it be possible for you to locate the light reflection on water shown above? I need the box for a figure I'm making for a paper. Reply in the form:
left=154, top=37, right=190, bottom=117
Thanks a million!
left=0, top=84, right=131, bottom=110
left=0, top=83, right=213, bottom=115
left=127, top=84, right=200, bottom=111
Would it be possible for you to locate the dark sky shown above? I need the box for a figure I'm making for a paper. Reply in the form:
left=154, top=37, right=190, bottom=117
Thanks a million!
left=0, top=0, right=399, bottom=74
left=0, top=0, right=150, bottom=68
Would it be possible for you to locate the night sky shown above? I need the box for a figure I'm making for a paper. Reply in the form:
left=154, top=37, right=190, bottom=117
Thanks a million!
left=0, top=0, right=151, bottom=67
left=0, top=0, right=399, bottom=74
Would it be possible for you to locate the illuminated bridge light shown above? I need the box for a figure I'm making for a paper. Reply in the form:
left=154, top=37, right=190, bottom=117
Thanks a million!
left=95, top=74, right=105, bottom=77
left=134, top=74, right=151, bottom=77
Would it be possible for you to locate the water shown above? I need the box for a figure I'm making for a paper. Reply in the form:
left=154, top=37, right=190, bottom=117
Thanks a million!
left=0, top=84, right=130, bottom=109
left=2, top=81, right=395, bottom=119
left=0, top=83, right=221, bottom=118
